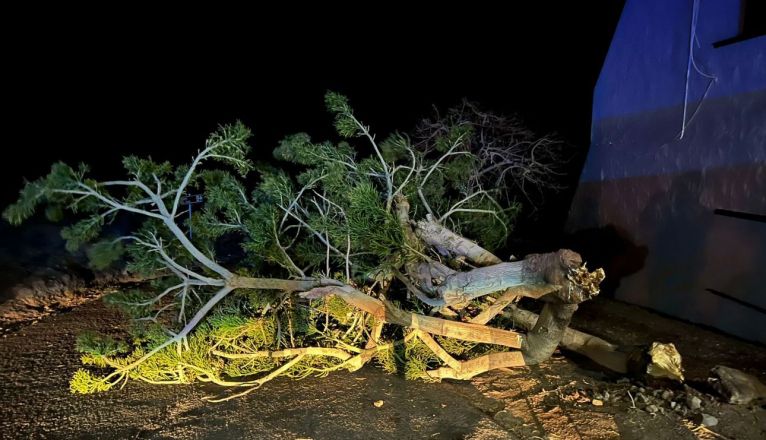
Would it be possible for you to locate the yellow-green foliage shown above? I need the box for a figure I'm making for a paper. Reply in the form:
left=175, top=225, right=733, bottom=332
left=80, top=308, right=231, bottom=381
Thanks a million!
left=207, top=314, right=278, bottom=350
left=70, top=297, right=521, bottom=395
left=133, top=336, right=224, bottom=384
left=467, top=342, right=512, bottom=357
left=436, top=336, right=477, bottom=356
left=436, top=335, right=512, bottom=360
left=288, top=355, right=346, bottom=379
left=403, top=336, right=440, bottom=382
left=68, top=303, right=376, bottom=394
left=70, top=314, right=280, bottom=394
left=70, top=369, right=114, bottom=394
left=224, top=357, right=279, bottom=379
left=373, top=343, right=398, bottom=374
left=8, top=91, right=545, bottom=398
left=320, top=296, right=355, bottom=325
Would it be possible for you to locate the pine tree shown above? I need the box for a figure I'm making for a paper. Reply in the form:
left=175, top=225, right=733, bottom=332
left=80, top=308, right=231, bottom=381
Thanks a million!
left=4, top=92, right=604, bottom=400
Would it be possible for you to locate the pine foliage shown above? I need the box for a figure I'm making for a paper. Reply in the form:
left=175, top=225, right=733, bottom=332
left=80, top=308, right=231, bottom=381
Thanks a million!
left=4, top=92, right=560, bottom=396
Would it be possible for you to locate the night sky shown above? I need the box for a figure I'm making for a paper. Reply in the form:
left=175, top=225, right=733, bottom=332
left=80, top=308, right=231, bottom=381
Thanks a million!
left=2, top=3, right=625, bottom=247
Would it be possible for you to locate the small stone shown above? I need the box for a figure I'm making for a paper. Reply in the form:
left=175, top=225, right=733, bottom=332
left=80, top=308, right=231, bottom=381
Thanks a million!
left=700, top=413, right=718, bottom=427
left=603, top=391, right=610, bottom=401
left=373, top=400, right=384, bottom=408
left=494, top=410, right=525, bottom=428
left=670, top=401, right=677, bottom=409
left=687, top=395, right=702, bottom=410
left=710, top=365, right=766, bottom=405
left=646, top=404, right=659, bottom=414
left=592, top=399, right=604, bottom=406
left=661, top=390, right=673, bottom=400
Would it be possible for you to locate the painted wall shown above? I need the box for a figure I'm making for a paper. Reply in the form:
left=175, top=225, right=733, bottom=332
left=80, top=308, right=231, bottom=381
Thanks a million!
left=568, top=0, right=766, bottom=342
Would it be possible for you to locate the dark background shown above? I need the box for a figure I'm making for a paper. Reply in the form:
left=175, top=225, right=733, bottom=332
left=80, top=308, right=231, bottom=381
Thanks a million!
left=1, top=3, right=625, bottom=250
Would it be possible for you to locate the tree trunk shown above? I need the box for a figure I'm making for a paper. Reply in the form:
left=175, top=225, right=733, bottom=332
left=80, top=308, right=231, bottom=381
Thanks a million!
left=302, top=248, right=606, bottom=379
left=414, top=215, right=502, bottom=266
left=504, top=305, right=685, bottom=381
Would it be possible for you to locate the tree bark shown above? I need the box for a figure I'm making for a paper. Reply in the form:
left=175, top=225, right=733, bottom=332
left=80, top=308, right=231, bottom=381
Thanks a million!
left=227, top=275, right=342, bottom=291
left=301, top=248, right=607, bottom=377
left=414, top=215, right=502, bottom=266
left=434, top=249, right=594, bottom=307
left=301, top=285, right=523, bottom=348
left=504, top=305, right=685, bottom=381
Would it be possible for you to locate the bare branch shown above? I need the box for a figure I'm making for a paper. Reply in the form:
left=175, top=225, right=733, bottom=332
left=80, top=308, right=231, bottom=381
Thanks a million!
left=348, top=114, right=393, bottom=211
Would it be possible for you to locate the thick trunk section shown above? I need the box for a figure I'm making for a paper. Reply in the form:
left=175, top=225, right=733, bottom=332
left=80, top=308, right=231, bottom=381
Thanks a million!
left=435, top=249, right=599, bottom=307
left=506, top=304, right=627, bottom=371
left=469, top=285, right=558, bottom=325
left=301, top=248, right=606, bottom=376
left=414, top=216, right=502, bottom=266
left=505, top=305, right=685, bottom=381
left=520, top=302, right=580, bottom=365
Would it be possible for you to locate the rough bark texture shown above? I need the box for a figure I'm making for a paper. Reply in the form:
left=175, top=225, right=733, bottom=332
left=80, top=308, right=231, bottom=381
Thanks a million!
left=506, top=304, right=626, bottom=372
left=435, top=262, right=527, bottom=305
left=426, top=351, right=526, bottom=380
left=302, top=248, right=605, bottom=378
left=433, top=249, right=595, bottom=307
left=414, top=216, right=502, bottom=266
left=505, top=305, right=685, bottom=381
left=521, top=302, right=580, bottom=365
left=228, top=275, right=342, bottom=291
left=469, top=285, right=558, bottom=325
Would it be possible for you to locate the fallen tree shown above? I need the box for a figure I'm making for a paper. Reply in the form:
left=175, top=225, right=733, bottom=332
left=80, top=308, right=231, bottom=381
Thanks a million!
left=4, top=92, right=610, bottom=399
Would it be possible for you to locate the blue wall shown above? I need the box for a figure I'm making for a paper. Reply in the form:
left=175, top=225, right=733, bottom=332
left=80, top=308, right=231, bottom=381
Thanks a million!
left=569, top=0, right=766, bottom=342
left=585, top=0, right=765, bottom=181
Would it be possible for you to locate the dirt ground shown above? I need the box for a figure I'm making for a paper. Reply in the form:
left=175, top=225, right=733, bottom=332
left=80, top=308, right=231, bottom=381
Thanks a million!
left=1, top=293, right=764, bottom=440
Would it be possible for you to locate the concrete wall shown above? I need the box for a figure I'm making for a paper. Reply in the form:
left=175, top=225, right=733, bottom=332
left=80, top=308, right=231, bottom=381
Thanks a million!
left=568, top=0, right=766, bottom=342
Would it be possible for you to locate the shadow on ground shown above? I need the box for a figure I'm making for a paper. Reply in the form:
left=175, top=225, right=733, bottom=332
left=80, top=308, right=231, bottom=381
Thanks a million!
left=2, top=296, right=765, bottom=439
